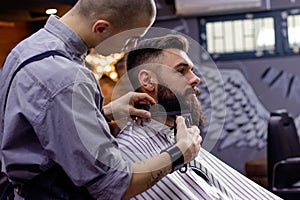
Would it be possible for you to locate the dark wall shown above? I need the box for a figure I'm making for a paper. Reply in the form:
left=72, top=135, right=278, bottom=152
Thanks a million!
left=271, top=0, right=300, bottom=9
left=217, top=56, right=300, bottom=117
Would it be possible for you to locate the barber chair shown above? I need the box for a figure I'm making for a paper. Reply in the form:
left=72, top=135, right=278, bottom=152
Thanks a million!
left=267, top=109, right=300, bottom=200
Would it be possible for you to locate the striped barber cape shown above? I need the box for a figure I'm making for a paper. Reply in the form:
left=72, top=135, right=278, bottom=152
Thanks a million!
left=116, top=120, right=282, bottom=200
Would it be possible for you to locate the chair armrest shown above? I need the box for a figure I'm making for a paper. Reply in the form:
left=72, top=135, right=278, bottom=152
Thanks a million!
left=272, top=157, right=300, bottom=191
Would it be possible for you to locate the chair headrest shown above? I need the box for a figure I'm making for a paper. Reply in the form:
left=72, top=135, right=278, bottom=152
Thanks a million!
left=270, top=109, right=290, bottom=126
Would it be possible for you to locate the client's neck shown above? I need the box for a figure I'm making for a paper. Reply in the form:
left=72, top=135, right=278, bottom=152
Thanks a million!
left=152, top=115, right=175, bottom=127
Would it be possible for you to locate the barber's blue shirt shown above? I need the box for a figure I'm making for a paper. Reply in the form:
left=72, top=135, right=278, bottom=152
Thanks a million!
left=0, top=15, right=131, bottom=199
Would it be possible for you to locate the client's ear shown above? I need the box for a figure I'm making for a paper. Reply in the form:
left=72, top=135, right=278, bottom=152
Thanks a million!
left=138, top=70, right=155, bottom=92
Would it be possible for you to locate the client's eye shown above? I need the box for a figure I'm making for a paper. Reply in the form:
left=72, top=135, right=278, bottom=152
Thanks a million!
left=177, top=68, right=185, bottom=74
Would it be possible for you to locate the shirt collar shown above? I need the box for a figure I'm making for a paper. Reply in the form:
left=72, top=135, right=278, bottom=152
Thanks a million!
left=44, top=15, right=88, bottom=58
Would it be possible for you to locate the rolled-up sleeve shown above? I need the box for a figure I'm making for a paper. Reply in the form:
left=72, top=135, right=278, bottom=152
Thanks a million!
left=33, top=70, right=132, bottom=199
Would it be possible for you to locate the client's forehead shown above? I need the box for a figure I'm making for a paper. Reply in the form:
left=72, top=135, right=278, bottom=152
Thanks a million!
left=157, top=48, right=193, bottom=67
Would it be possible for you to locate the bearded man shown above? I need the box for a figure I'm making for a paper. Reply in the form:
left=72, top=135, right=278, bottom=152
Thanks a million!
left=116, top=34, right=281, bottom=200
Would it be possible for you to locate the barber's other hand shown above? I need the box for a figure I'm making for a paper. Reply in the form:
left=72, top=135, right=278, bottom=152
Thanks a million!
left=103, top=92, right=155, bottom=122
left=175, top=116, right=202, bottom=163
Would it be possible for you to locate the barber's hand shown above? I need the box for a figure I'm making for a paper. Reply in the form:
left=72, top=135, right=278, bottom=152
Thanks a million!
left=175, top=116, right=202, bottom=163
left=103, top=92, right=156, bottom=122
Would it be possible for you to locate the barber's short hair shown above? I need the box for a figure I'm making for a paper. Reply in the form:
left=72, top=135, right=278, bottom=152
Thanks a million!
left=75, top=0, right=156, bottom=28
left=126, top=34, right=189, bottom=90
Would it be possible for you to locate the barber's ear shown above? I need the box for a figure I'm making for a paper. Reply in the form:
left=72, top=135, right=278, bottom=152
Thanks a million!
left=92, top=20, right=110, bottom=34
left=138, top=70, right=155, bottom=92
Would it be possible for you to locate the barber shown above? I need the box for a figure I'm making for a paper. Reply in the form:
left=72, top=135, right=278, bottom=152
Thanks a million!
left=0, top=0, right=201, bottom=199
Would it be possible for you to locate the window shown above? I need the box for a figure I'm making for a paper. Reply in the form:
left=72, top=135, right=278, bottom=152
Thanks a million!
left=288, top=14, right=300, bottom=50
left=206, top=17, right=275, bottom=53
left=199, top=8, right=300, bottom=60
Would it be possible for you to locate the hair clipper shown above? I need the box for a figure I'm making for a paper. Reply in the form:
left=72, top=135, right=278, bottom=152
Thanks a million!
left=174, top=113, right=192, bottom=173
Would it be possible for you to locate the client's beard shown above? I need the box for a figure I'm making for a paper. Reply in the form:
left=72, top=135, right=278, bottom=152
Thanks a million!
left=157, top=84, right=205, bottom=128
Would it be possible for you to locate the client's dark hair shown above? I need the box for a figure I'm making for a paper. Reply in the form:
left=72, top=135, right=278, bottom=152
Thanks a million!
left=126, top=34, right=189, bottom=91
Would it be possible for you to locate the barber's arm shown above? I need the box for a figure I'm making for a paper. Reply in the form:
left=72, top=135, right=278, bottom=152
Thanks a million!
left=122, top=116, right=202, bottom=199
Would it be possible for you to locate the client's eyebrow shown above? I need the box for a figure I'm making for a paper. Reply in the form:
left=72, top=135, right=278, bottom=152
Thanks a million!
left=174, top=62, right=194, bottom=71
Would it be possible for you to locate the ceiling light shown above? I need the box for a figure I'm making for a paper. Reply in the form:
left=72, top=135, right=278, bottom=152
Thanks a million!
left=96, top=66, right=103, bottom=73
left=104, top=65, right=112, bottom=72
left=109, top=72, right=118, bottom=80
left=46, top=9, right=57, bottom=15
left=106, top=56, right=114, bottom=63
left=93, top=58, right=101, bottom=65
left=85, top=55, right=93, bottom=62
left=85, top=52, right=124, bottom=82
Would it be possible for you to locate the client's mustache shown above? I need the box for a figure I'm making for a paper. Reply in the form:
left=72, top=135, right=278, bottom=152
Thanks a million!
left=185, top=86, right=200, bottom=96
